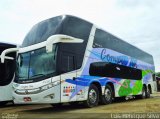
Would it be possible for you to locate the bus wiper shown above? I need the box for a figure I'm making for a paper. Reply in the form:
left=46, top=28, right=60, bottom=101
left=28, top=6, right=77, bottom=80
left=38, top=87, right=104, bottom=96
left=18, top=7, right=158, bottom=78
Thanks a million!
left=18, top=76, right=27, bottom=80
left=30, top=73, right=46, bottom=78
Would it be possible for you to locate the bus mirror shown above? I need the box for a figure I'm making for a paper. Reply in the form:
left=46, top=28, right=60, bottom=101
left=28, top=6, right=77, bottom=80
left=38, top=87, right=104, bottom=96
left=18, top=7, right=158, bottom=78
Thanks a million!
left=46, top=35, right=84, bottom=53
left=46, top=44, right=53, bottom=53
left=0, top=48, right=19, bottom=63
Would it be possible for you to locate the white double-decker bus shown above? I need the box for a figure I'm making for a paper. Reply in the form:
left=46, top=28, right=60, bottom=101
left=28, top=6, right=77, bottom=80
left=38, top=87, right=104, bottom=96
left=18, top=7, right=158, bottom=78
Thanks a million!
left=0, top=42, right=17, bottom=106
left=1, top=15, right=156, bottom=107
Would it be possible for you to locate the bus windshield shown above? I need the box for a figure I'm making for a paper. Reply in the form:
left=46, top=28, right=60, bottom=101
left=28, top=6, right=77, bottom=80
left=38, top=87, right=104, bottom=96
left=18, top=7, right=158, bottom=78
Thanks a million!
left=16, top=45, right=57, bottom=83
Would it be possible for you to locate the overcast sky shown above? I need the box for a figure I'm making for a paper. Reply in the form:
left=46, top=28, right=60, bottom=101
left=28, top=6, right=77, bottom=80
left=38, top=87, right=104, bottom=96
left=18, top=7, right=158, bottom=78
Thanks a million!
left=0, top=0, right=160, bottom=72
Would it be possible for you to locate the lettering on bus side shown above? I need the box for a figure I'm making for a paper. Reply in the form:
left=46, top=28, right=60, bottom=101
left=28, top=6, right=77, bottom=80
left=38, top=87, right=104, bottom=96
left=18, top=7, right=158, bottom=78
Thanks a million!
left=100, top=48, right=137, bottom=68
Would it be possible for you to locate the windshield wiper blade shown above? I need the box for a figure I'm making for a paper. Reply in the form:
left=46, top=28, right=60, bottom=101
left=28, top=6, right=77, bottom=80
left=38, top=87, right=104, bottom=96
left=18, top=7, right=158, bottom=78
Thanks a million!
left=18, top=76, right=27, bottom=79
left=30, top=73, right=46, bottom=78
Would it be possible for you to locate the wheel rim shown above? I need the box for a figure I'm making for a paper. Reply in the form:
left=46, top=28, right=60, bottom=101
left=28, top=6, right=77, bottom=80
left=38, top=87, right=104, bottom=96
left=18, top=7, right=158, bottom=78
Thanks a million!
left=89, top=89, right=97, bottom=104
left=104, top=88, right=111, bottom=101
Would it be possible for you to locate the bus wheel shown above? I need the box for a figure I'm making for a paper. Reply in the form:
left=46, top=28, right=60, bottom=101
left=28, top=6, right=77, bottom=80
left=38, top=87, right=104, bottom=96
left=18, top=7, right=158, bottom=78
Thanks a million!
left=101, top=85, right=113, bottom=104
left=142, top=86, right=147, bottom=99
left=84, top=84, right=99, bottom=108
left=146, top=87, right=151, bottom=98
left=136, top=86, right=147, bottom=99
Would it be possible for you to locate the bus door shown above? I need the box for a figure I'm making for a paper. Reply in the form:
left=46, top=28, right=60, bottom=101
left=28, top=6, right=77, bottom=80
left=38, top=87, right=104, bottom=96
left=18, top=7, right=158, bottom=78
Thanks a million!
left=60, top=52, right=77, bottom=102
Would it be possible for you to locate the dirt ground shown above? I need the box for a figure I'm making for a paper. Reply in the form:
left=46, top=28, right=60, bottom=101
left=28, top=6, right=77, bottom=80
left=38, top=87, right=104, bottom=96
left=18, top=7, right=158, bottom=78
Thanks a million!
left=0, top=92, right=160, bottom=119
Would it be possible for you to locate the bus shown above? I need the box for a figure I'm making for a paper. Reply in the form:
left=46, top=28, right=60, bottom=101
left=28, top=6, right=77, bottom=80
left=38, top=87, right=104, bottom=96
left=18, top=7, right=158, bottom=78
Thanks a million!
left=0, top=42, right=17, bottom=106
left=156, top=76, right=160, bottom=91
left=1, top=15, right=156, bottom=107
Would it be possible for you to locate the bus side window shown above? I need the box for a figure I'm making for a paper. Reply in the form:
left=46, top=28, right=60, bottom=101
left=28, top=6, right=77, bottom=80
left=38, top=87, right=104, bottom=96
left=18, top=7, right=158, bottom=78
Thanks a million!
left=89, top=62, right=142, bottom=80
left=61, top=53, right=76, bottom=73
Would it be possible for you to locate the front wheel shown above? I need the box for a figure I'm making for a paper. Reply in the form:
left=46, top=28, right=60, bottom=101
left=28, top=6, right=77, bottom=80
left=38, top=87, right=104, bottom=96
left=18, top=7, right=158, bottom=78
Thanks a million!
left=84, top=84, right=99, bottom=108
left=101, top=85, right=114, bottom=104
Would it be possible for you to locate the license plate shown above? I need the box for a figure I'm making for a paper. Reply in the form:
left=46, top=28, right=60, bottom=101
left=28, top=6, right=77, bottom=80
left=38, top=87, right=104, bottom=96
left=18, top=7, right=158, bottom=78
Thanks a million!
left=23, top=97, right=32, bottom=102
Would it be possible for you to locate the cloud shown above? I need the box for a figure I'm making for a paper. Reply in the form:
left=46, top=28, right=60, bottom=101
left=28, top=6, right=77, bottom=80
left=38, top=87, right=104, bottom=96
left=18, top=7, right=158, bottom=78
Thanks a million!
left=0, top=0, right=160, bottom=71
left=101, top=0, right=160, bottom=71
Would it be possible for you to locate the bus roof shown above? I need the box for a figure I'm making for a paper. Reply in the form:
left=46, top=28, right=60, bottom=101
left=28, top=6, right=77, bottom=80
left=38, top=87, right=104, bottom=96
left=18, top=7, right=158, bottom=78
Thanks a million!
left=22, top=15, right=92, bottom=47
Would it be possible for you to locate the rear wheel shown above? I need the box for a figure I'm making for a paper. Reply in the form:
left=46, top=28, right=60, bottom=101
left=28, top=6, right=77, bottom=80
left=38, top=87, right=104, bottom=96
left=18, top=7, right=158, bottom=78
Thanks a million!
left=136, top=86, right=147, bottom=99
left=101, top=85, right=114, bottom=104
left=146, top=87, right=151, bottom=98
left=141, top=86, right=147, bottom=99
left=84, top=84, right=99, bottom=108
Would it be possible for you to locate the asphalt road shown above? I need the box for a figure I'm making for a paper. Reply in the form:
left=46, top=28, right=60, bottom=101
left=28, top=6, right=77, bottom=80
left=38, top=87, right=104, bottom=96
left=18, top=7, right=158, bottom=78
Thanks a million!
left=0, top=92, right=160, bottom=119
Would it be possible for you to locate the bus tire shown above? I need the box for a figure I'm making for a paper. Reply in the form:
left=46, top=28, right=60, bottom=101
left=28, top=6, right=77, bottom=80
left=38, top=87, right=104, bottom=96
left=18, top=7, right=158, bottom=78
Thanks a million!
left=84, top=84, right=99, bottom=108
left=101, top=85, right=113, bottom=104
left=136, top=86, right=147, bottom=99
left=142, top=86, right=147, bottom=99
left=146, top=87, right=151, bottom=98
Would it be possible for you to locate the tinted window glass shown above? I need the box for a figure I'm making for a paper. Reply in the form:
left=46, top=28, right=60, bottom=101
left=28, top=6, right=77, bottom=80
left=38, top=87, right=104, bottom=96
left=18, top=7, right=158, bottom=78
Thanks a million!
left=22, top=15, right=92, bottom=49
left=0, top=52, right=16, bottom=86
left=61, top=53, right=75, bottom=73
left=60, top=17, right=92, bottom=41
left=93, top=29, right=154, bottom=65
left=59, top=17, right=92, bottom=69
left=15, top=45, right=57, bottom=83
left=17, top=52, right=30, bottom=79
left=22, top=16, right=63, bottom=47
left=89, top=62, right=142, bottom=80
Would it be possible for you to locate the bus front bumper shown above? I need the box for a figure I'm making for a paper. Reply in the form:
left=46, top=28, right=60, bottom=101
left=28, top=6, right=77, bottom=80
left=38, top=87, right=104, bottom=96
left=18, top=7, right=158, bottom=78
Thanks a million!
left=12, top=86, right=60, bottom=104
